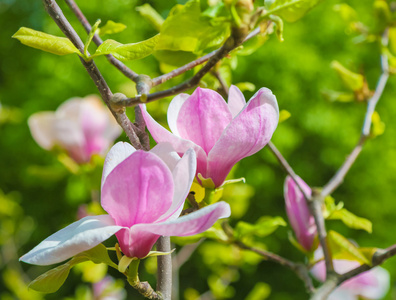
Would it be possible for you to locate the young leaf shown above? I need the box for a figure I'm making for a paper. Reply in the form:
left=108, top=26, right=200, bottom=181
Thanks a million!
left=84, top=19, right=101, bottom=58
left=29, top=256, right=89, bottom=293
left=92, top=34, right=159, bottom=61
left=12, top=27, right=80, bottom=56
left=331, top=60, right=364, bottom=91
left=155, top=0, right=231, bottom=54
left=371, top=111, right=386, bottom=137
left=328, top=230, right=370, bottom=265
left=136, top=4, right=165, bottom=32
left=327, top=209, right=372, bottom=233
left=234, top=216, right=286, bottom=239
left=321, top=89, right=355, bottom=103
left=28, top=244, right=117, bottom=293
left=264, top=0, right=324, bottom=23
left=99, top=20, right=127, bottom=36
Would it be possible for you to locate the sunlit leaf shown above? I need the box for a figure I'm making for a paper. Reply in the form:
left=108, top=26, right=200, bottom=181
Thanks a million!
left=29, top=256, right=89, bottom=293
left=264, top=0, right=324, bottom=23
left=155, top=0, right=230, bottom=54
left=321, top=89, right=355, bottom=102
left=328, top=230, right=370, bottom=265
left=136, top=4, right=164, bottom=32
left=99, top=20, right=127, bottom=36
left=92, top=34, right=159, bottom=61
left=235, top=216, right=286, bottom=239
left=279, top=110, right=291, bottom=122
left=371, top=111, right=386, bottom=137
left=12, top=27, right=80, bottom=56
left=245, top=282, right=271, bottom=300
left=331, top=60, right=364, bottom=91
left=328, top=209, right=372, bottom=233
left=235, top=82, right=256, bottom=92
left=84, top=19, right=101, bottom=57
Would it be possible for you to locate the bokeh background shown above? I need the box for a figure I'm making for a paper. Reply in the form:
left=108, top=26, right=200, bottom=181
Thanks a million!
left=1, top=0, right=396, bottom=299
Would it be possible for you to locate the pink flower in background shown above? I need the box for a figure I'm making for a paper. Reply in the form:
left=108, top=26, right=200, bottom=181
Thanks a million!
left=284, top=176, right=317, bottom=251
left=28, top=95, right=121, bottom=164
left=311, top=258, right=390, bottom=300
left=20, top=142, right=231, bottom=264
left=93, top=276, right=126, bottom=300
left=141, top=86, right=279, bottom=187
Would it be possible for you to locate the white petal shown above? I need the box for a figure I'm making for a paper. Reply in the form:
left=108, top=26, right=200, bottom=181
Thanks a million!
left=228, top=85, right=246, bottom=118
left=167, top=93, right=190, bottom=137
left=20, top=215, right=122, bottom=266
left=150, top=142, right=181, bottom=172
left=28, top=112, right=57, bottom=150
left=101, top=142, right=136, bottom=188
left=158, top=148, right=197, bottom=222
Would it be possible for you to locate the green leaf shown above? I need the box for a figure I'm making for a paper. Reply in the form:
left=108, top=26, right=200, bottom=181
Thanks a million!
left=328, top=230, right=370, bottom=265
left=136, top=4, right=164, bottom=32
left=234, top=216, right=286, bottom=239
left=84, top=19, right=101, bottom=58
left=245, top=282, right=271, bottom=300
left=371, top=111, right=386, bottom=137
left=321, top=89, right=355, bottom=103
left=328, top=209, right=372, bottom=233
left=29, top=256, right=89, bottom=293
left=80, top=243, right=118, bottom=269
left=28, top=244, right=117, bottom=293
left=279, top=109, right=291, bottom=122
left=155, top=0, right=231, bottom=54
left=12, top=27, right=80, bottom=56
left=235, top=82, right=256, bottom=92
left=172, top=223, right=228, bottom=245
left=154, top=50, right=198, bottom=67
left=92, top=34, right=159, bottom=61
left=264, top=0, right=324, bottom=23
left=268, top=15, right=284, bottom=42
left=331, top=60, right=364, bottom=91
left=325, top=196, right=372, bottom=233
left=99, top=20, right=127, bottom=36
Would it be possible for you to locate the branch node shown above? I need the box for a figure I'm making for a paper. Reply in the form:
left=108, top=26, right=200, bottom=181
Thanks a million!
left=110, top=93, right=127, bottom=113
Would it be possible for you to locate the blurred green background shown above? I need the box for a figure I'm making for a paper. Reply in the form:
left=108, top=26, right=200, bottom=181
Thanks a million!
left=1, top=0, right=396, bottom=299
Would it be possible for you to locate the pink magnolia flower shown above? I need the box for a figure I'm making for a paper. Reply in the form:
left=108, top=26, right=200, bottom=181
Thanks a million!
left=141, top=86, right=279, bottom=187
left=20, top=142, right=231, bottom=264
left=28, top=95, right=122, bottom=164
left=93, top=276, right=126, bottom=300
left=311, top=258, right=390, bottom=300
left=284, top=176, right=317, bottom=251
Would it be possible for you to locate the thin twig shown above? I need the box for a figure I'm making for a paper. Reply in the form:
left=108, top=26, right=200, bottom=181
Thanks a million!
left=151, top=27, right=262, bottom=87
left=156, top=237, right=172, bottom=300
left=64, top=0, right=139, bottom=81
left=267, top=141, right=334, bottom=273
left=311, top=244, right=396, bottom=300
left=42, top=0, right=143, bottom=149
left=321, top=28, right=390, bottom=197
left=236, top=240, right=315, bottom=292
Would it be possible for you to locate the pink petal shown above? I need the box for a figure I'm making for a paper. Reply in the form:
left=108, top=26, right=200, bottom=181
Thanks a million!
left=20, top=215, right=121, bottom=265
left=284, top=176, right=316, bottom=251
left=118, top=201, right=230, bottom=258
left=206, top=88, right=279, bottom=187
left=176, top=87, right=232, bottom=154
left=101, top=142, right=136, bottom=188
left=132, top=201, right=231, bottom=238
left=167, top=93, right=190, bottom=136
left=228, top=85, right=246, bottom=118
left=141, top=104, right=208, bottom=177
left=28, top=112, right=57, bottom=150
left=101, top=151, right=174, bottom=226
left=150, top=142, right=181, bottom=172
left=158, top=148, right=197, bottom=222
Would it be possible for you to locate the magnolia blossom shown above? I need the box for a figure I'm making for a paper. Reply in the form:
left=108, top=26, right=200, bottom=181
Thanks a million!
left=93, top=276, right=126, bottom=300
left=28, top=95, right=121, bottom=164
left=284, top=176, right=317, bottom=251
left=311, top=258, right=390, bottom=300
left=141, top=86, right=279, bottom=187
left=20, top=142, right=231, bottom=265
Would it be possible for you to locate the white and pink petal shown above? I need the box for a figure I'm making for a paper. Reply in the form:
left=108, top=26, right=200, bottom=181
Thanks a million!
left=20, top=215, right=122, bottom=266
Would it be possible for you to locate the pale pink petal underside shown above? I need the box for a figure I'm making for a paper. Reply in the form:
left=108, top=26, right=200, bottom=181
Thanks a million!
left=20, top=215, right=121, bottom=265
left=167, top=93, right=190, bottom=137
left=228, top=85, right=246, bottom=118
left=28, top=112, right=57, bottom=150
